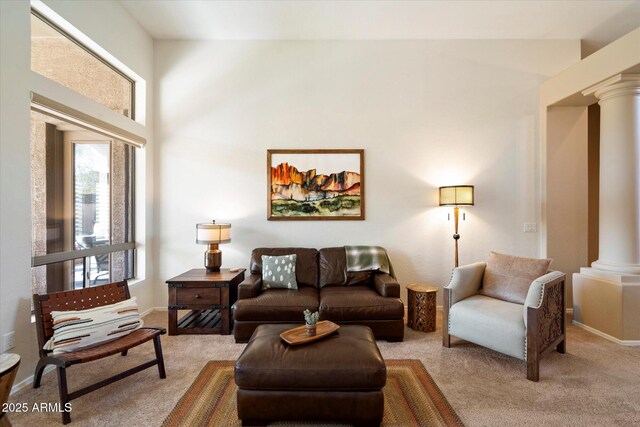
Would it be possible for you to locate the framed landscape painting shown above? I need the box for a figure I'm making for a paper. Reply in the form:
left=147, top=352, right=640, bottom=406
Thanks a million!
left=267, top=149, right=364, bottom=220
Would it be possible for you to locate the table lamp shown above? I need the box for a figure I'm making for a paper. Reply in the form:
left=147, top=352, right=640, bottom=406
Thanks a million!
left=196, top=221, right=231, bottom=272
left=439, top=185, right=474, bottom=267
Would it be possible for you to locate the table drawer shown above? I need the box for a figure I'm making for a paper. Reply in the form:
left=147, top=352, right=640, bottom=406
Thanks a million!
left=176, top=288, right=220, bottom=306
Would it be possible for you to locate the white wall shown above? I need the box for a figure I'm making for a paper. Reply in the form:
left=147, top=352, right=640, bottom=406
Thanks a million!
left=0, top=0, right=34, bottom=385
left=0, top=0, right=154, bottom=387
left=547, top=106, right=589, bottom=307
left=154, top=40, right=580, bottom=303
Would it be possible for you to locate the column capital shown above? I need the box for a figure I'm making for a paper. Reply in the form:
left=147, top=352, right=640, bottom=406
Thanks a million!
left=582, top=73, right=640, bottom=101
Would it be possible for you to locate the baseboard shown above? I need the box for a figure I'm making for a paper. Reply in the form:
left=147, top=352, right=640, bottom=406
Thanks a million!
left=11, top=365, right=55, bottom=395
left=572, top=320, right=640, bottom=346
left=140, top=306, right=166, bottom=317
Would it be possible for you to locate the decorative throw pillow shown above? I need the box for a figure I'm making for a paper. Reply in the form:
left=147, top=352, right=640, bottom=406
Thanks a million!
left=479, top=252, right=552, bottom=304
left=262, top=254, right=298, bottom=290
left=44, top=297, right=143, bottom=354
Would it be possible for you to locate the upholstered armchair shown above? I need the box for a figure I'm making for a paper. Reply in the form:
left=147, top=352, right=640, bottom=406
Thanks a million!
left=442, top=252, right=566, bottom=381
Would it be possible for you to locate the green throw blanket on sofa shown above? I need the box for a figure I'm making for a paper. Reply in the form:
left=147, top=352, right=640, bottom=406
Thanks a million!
left=344, top=246, right=395, bottom=279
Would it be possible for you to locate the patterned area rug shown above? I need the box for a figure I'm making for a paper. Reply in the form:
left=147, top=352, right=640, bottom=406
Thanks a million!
left=163, top=359, right=464, bottom=427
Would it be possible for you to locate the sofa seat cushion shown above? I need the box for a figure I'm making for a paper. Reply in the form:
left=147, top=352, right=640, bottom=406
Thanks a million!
left=233, top=288, right=319, bottom=322
left=449, top=295, right=526, bottom=360
left=319, top=286, right=404, bottom=321
left=235, top=324, right=385, bottom=391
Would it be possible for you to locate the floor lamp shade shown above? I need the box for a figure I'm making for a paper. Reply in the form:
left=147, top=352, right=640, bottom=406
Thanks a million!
left=196, top=222, right=231, bottom=272
left=439, top=186, right=474, bottom=268
left=439, top=185, right=474, bottom=206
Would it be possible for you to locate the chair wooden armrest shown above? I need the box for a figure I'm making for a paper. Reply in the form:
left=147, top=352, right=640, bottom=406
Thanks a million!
left=526, top=274, right=566, bottom=381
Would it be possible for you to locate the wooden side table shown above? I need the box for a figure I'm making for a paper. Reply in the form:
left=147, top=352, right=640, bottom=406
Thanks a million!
left=0, top=353, right=20, bottom=427
left=166, top=268, right=245, bottom=335
left=407, top=284, right=439, bottom=332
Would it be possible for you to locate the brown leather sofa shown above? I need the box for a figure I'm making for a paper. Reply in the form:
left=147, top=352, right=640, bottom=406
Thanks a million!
left=232, top=247, right=405, bottom=343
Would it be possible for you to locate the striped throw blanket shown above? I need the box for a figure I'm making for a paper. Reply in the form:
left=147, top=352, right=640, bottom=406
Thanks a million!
left=44, top=297, right=143, bottom=354
left=345, top=246, right=395, bottom=279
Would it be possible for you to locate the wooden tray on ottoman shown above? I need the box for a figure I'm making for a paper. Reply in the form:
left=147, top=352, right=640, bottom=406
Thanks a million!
left=280, top=320, right=340, bottom=345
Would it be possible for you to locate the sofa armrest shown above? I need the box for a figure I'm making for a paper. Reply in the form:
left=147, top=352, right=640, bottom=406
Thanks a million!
left=373, top=273, right=400, bottom=298
left=523, top=271, right=565, bottom=327
left=445, top=262, right=486, bottom=306
left=238, top=273, right=262, bottom=300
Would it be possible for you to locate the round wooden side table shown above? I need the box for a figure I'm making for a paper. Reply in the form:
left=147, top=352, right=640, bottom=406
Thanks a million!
left=406, top=284, right=439, bottom=332
left=0, top=353, right=20, bottom=427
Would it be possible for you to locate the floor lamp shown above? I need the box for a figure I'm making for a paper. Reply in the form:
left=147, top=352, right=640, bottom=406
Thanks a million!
left=439, top=185, right=474, bottom=267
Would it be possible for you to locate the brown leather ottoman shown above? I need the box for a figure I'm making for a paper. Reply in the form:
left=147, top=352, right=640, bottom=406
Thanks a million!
left=235, top=324, right=386, bottom=426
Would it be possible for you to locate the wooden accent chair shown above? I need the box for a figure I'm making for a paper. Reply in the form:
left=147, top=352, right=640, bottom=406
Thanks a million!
left=443, top=253, right=566, bottom=381
left=33, top=281, right=166, bottom=424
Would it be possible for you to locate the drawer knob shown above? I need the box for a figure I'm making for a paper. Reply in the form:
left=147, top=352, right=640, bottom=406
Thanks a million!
left=195, top=294, right=201, bottom=299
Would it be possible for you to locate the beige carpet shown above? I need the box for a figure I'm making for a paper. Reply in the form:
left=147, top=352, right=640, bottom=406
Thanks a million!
left=8, top=311, right=640, bottom=426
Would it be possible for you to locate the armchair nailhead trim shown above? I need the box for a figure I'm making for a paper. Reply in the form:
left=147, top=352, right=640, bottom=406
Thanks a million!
left=535, top=283, right=545, bottom=309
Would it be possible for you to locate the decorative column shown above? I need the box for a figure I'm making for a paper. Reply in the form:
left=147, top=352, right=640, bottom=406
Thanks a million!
left=573, top=74, right=640, bottom=344
left=591, top=75, right=640, bottom=274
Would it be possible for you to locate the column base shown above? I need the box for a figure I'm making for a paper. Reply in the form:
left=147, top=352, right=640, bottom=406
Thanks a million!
left=573, top=268, right=640, bottom=344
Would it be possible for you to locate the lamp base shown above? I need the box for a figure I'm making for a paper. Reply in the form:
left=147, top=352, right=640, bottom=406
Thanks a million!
left=204, top=244, right=222, bottom=272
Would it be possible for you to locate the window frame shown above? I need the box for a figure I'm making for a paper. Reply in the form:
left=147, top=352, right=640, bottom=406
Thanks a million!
left=31, top=9, right=136, bottom=121
left=30, top=109, right=137, bottom=289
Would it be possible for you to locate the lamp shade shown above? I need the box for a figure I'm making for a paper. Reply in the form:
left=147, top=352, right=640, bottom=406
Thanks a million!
left=196, top=222, right=231, bottom=244
left=439, top=186, right=474, bottom=206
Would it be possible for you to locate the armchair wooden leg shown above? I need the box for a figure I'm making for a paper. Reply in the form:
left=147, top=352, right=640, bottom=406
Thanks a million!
left=443, top=290, right=451, bottom=348
left=121, top=350, right=128, bottom=356
left=33, top=359, right=47, bottom=388
left=526, top=356, right=539, bottom=382
left=153, top=335, right=166, bottom=379
left=56, top=367, right=71, bottom=424
left=557, top=338, right=566, bottom=354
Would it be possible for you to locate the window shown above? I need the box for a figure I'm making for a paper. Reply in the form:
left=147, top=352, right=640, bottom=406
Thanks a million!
left=30, top=110, right=136, bottom=294
left=30, top=12, right=134, bottom=118
left=29, top=9, right=143, bottom=295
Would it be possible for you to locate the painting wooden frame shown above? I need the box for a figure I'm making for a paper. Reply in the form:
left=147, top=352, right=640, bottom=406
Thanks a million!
left=267, top=149, right=365, bottom=221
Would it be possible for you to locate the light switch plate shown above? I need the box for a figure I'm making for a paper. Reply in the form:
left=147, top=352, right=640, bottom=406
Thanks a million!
left=524, top=223, right=537, bottom=233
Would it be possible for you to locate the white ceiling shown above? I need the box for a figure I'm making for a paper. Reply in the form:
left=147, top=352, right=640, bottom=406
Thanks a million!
left=120, top=1, right=640, bottom=53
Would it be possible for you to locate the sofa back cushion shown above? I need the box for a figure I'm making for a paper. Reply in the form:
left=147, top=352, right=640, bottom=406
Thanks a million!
left=261, top=254, right=298, bottom=290
left=251, top=248, right=318, bottom=288
left=319, top=247, right=372, bottom=287
left=479, top=251, right=551, bottom=304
